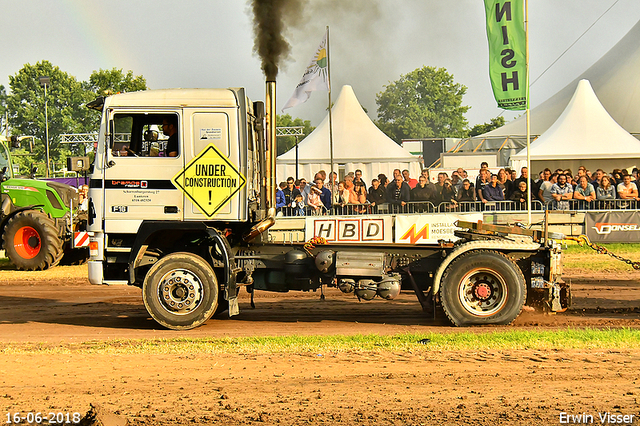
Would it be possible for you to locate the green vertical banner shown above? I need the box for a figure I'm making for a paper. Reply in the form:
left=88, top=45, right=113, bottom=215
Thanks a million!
left=484, top=0, right=527, bottom=110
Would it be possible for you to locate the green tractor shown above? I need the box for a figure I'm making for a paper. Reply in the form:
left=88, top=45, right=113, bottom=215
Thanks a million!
left=0, top=136, right=88, bottom=270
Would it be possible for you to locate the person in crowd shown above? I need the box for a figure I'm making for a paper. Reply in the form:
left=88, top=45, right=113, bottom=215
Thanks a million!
left=591, top=169, right=605, bottom=190
left=573, top=175, right=596, bottom=207
left=306, top=186, right=325, bottom=215
left=298, top=178, right=311, bottom=204
left=456, top=179, right=476, bottom=202
left=632, top=168, right=639, bottom=182
left=533, top=168, right=551, bottom=201
left=612, top=169, right=624, bottom=185
left=596, top=175, right=616, bottom=201
left=78, top=185, right=89, bottom=211
left=496, top=168, right=512, bottom=199
left=368, top=178, right=386, bottom=206
left=378, top=173, right=389, bottom=188
left=441, top=178, right=457, bottom=205
left=354, top=169, right=367, bottom=191
left=483, top=173, right=505, bottom=202
left=476, top=168, right=491, bottom=203
left=510, top=180, right=528, bottom=210
left=411, top=175, right=435, bottom=211
left=276, top=182, right=286, bottom=211
left=402, top=169, right=418, bottom=189
left=515, top=166, right=534, bottom=190
left=334, top=181, right=350, bottom=207
left=350, top=180, right=368, bottom=206
left=451, top=170, right=463, bottom=193
left=617, top=174, right=639, bottom=200
left=326, top=172, right=338, bottom=192
left=283, top=177, right=301, bottom=207
left=315, top=177, right=333, bottom=211
left=551, top=173, right=573, bottom=210
left=538, top=172, right=557, bottom=205
left=343, top=174, right=355, bottom=196
left=292, top=193, right=305, bottom=216
left=386, top=176, right=411, bottom=209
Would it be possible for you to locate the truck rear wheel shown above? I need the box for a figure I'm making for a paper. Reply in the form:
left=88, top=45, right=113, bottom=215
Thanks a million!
left=2, top=211, right=63, bottom=271
left=142, top=252, right=218, bottom=330
left=440, top=250, right=526, bottom=326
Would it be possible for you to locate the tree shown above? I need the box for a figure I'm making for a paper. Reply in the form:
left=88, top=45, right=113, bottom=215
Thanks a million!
left=0, top=85, right=7, bottom=132
left=375, top=66, right=470, bottom=142
left=84, top=68, right=147, bottom=97
left=469, top=116, right=506, bottom=136
left=276, top=114, right=314, bottom=156
left=6, top=61, right=94, bottom=175
left=83, top=68, right=147, bottom=130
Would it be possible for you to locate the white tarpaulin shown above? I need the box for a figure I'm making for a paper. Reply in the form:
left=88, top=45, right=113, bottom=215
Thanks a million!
left=277, top=85, right=422, bottom=183
left=511, top=79, right=640, bottom=172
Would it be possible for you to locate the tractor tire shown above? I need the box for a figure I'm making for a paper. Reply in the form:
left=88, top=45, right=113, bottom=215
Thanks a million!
left=142, top=252, right=218, bottom=330
left=440, top=250, right=526, bottom=326
left=2, top=210, right=64, bottom=271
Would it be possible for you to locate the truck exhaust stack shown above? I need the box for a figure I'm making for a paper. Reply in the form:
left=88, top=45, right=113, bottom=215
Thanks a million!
left=265, top=80, right=277, bottom=210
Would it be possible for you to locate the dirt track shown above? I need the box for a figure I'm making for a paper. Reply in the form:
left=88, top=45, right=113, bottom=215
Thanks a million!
left=1, top=266, right=640, bottom=425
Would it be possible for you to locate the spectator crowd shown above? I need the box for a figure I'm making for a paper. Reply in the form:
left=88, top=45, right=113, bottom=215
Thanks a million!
left=276, top=162, right=640, bottom=216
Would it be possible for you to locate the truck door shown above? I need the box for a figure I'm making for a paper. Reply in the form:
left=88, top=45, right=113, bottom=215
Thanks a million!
left=180, top=108, right=246, bottom=222
left=103, top=111, right=184, bottom=232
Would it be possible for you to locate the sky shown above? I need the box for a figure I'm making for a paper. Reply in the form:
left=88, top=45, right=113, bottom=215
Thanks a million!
left=1, top=0, right=639, bottom=130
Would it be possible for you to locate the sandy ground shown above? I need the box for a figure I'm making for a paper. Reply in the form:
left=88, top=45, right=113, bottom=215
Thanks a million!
left=1, top=265, right=639, bottom=425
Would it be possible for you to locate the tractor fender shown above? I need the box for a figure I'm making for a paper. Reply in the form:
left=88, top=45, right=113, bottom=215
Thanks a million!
left=432, top=239, right=541, bottom=296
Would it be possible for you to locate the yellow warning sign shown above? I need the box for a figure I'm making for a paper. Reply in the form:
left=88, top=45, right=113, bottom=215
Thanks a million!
left=172, top=144, right=246, bottom=217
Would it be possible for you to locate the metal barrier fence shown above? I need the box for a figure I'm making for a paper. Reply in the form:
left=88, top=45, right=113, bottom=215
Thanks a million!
left=277, top=199, right=639, bottom=217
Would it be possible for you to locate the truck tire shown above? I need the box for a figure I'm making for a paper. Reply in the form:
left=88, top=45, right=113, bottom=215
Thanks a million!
left=2, top=211, right=64, bottom=271
left=142, top=252, right=218, bottom=330
left=440, top=250, right=526, bottom=326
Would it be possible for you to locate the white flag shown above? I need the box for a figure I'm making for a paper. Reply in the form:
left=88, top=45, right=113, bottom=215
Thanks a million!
left=282, top=31, right=329, bottom=111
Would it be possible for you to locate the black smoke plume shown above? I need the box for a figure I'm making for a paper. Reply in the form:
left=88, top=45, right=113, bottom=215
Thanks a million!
left=251, top=0, right=303, bottom=81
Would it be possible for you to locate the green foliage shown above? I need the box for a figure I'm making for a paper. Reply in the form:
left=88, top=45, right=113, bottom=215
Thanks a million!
left=375, top=66, right=470, bottom=142
left=5, top=62, right=147, bottom=175
left=469, top=115, right=506, bottom=136
left=276, top=114, right=314, bottom=156
left=6, top=61, right=93, bottom=174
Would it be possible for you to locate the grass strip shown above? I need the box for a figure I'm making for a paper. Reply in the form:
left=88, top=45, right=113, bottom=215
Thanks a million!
left=2, top=328, right=640, bottom=355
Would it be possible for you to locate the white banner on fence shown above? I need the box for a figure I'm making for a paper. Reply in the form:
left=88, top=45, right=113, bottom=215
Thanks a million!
left=395, top=213, right=483, bottom=245
left=305, top=215, right=393, bottom=244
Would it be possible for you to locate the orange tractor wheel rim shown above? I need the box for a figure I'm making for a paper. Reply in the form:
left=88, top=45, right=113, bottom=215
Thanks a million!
left=14, top=226, right=41, bottom=259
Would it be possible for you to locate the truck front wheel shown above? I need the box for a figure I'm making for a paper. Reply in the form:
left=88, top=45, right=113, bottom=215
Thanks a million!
left=440, top=250, right=526, bottom=326
left=2, top=211, right=63, bottom=271
left=142, top=252, right=218, bottom=330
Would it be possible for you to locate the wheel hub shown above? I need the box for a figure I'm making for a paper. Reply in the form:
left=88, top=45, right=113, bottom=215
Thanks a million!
left=14, top=226, right=41, bottom=259
left=158, top=269, right=203, bottom=315
left=474, top=282, right=492, bottom=300
left=459, top=269, right=507, bottom=317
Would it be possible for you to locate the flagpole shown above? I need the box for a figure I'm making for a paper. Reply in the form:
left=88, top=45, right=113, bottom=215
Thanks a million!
left=525, top=0, right=532, bottom=226
left=326, top=26, right=335, bottom=202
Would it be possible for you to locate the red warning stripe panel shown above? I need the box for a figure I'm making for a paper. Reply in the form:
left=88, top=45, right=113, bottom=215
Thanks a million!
left=74, top=231, right=90, bottom=248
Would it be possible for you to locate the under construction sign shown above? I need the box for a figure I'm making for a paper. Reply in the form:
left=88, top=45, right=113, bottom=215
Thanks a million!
left=172, top=144, right=246, bottom=217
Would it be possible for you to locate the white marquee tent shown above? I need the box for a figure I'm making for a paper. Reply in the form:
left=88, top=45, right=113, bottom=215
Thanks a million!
left=277, top=85, right=422, bottom=183
left=511, top=79, right=640, bottom=172
left=451, top=19, right=640, bottom=166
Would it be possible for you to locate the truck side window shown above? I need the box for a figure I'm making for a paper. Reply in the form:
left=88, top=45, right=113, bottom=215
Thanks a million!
left=110, top=113, right=179, bottom=157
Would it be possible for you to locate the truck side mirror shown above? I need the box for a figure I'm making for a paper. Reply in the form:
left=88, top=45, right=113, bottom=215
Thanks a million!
left=30, top=166, right=37, bottom=179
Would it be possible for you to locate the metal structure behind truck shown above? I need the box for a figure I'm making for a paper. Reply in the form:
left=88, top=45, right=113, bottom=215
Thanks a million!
left=86, top=84, right=569, bottom=330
